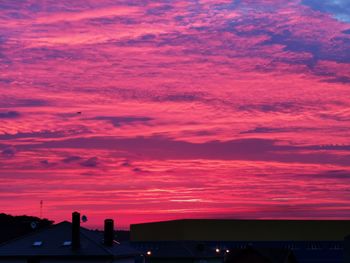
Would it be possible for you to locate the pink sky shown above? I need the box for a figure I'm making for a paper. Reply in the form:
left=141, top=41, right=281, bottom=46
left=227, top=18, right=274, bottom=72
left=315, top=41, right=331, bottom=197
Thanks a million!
left=0, top=0, right=350, bottom=229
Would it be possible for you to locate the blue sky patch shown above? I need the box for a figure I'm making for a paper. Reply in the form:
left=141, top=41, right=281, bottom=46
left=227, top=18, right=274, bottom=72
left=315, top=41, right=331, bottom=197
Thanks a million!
left=302, top=0, right=350, bottom=22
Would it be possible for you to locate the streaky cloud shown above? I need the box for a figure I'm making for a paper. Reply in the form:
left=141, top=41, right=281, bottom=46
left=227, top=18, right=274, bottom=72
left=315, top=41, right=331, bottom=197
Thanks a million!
left=0, top=111, right=20, bottom=119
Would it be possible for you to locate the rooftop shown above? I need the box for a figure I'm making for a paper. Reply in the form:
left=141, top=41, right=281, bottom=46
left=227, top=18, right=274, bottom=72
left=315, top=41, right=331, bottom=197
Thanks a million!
left=131, top=219, right=350, bottom=242
left=0, top=221, right=139, bottom=259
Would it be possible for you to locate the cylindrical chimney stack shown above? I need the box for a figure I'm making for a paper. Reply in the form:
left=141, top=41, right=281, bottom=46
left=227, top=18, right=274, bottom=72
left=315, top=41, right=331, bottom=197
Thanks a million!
left=104, top=219, right=114, bottom=246
left=72, top=212, right=80, bottom=250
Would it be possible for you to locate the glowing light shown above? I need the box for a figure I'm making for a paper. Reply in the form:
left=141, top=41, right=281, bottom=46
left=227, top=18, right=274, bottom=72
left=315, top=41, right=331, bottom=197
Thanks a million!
left=146, top=251, right=152, bottom=256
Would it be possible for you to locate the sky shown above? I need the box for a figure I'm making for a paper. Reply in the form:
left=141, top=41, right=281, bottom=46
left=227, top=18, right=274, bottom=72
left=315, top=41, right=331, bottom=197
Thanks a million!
left=0, top=0, right=350, bottom=229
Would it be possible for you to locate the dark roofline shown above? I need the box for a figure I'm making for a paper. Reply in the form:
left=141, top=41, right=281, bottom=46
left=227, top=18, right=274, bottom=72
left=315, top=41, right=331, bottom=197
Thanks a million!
left=131, top=218, right=350, bottom=226
left=78, top=225, right=140, bottom=258
left=0, top=221, right=140, bottom=258
left=0, top=221, right=69, bottom=248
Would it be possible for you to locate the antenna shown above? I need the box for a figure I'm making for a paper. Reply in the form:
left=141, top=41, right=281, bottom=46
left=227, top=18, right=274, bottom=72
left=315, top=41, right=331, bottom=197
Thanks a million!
left=40, top=200, right=43, bottom=218
left=82, top=215, right=88, bottom=223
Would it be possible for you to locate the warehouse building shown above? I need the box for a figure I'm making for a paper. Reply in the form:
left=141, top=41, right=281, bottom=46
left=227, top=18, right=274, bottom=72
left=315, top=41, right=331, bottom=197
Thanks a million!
left=131, top=219, right=350, bottom=263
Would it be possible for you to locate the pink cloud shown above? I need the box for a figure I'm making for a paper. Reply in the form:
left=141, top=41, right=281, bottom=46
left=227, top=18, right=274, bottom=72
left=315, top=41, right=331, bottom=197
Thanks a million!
left=0, top=0, right=349, bottom=227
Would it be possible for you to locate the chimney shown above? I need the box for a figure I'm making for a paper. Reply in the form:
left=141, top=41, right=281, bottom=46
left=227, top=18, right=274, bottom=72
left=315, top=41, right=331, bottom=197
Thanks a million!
left=104, top=219, right=114, bottom=246
left=72, top=212, right=80, bottom=250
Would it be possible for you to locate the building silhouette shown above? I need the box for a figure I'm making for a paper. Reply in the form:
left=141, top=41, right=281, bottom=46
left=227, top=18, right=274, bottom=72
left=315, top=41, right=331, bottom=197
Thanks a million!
left=130, top=219, right=350, bottom=263
left=0, top=212, right=141, bottom=263
left=1, top=217, right=350, bottom=262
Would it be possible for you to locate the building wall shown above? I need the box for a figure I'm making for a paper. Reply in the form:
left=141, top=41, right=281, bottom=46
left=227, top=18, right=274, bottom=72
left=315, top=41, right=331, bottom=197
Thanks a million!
left=147, top=259, right=222, bottom=263
left=43, top=258, right=134, bottom=263
left=194, top=259, right=222, bottom=263
left=131, top=220, right=350, bottom=242
left=147, top=260, right=193, bottom=263
left=42, top=260, right=110, bottom=263
left=0, top=258, right=135, bottom=263
left=0, top=260, right=26, bottom=263
left=112, top=259, right=135, bottom=263
left=344, top=236, right=350, bottom=263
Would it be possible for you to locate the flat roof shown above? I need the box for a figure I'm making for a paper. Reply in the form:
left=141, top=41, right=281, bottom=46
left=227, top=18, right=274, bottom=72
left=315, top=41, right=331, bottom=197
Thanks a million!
left=131, top=219, right=350, bottom=242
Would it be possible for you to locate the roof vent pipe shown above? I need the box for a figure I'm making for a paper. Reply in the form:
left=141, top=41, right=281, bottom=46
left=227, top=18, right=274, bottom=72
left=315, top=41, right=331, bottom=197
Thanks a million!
left=104, top=219, right=114, bottom=246
left=72, top=212, right=80, bottom=250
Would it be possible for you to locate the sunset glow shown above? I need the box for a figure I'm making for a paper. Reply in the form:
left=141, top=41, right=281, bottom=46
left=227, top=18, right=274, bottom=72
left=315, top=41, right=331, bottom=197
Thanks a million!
left=1, top=0, right=350, bottom=229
